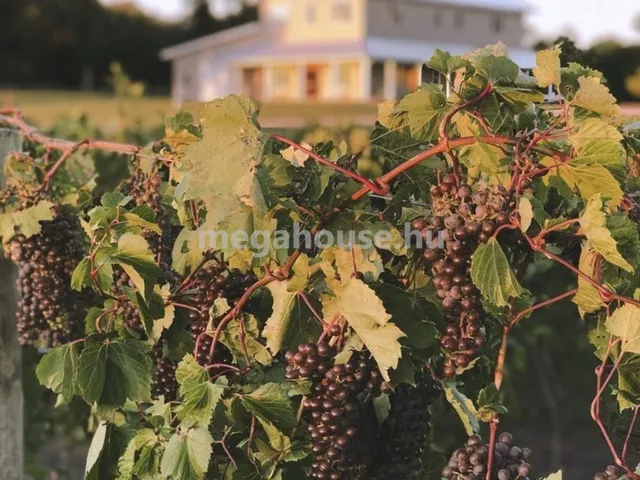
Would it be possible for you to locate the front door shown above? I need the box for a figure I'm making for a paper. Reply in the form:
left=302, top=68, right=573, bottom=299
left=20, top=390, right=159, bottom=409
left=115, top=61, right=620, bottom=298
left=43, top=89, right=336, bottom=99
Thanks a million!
left=307, top=65, right=320, bottom=99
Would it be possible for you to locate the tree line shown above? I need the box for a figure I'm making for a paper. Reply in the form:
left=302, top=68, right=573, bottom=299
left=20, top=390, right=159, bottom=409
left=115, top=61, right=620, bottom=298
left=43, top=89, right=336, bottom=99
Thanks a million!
left=534, top=36, right=640, bottom=102
left=0, top=0, right=257, bottom=92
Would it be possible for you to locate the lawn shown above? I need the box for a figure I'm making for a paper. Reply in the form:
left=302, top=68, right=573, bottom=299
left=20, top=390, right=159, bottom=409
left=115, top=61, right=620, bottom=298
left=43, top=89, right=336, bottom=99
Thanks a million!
left=0, top=89, right=378, bottom=131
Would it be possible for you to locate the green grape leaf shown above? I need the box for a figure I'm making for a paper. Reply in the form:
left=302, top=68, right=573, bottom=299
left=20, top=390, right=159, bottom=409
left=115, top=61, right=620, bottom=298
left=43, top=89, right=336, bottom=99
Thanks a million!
left=77, top=339, right=152, bottom=406
left=160, top=426, right=213, bottom=480
left=0, top=200, right=54, bottom=244
left=573, top=242, right=605, bottom=317
left=36, top=343, right=80, bottom=401
left=458, top=141, right=510, bottom=187
left=175, top=355, right=227, bottom=426
left=239, top=383, right=296, bottom=450
left=579, top=194, right=633, bottom=272
left=533, top=46, right=561, bottom=87
left=470, top=238, right=523, bottom=307
left=221, top=314, right=272, bottom=367
left=518, top=197, right=533, bottom=232
left=606, top=304, right=640, bottom=354
left=112, top=233, right=161, bottom=300
left=390, top=86, right=448, bottom=140
left=571, top=76, right=619, bottom=118
left=101, top=192, right=131, bottom=208
left=71, top=258, right=92, bottom=291
left=127, top=289, right=166, bottom=338
left=373, top=284, right=440, bottom=350
left=475, top=55, right=519, bottom=86
left=443, top=381, right=480, bottom=435
left=123, top=211, right=162, bottom=235
left=476, top=384, right=508, bottom=422
left=494, top=86, right=544, bottom=107
left=427, top=49, right=470, bottom=75
left=118, top=428, right=161, bottom=480
left=618, top=355, right=640, bottom=411
left=373, top=394, right=391, bottom=427
left=262, top=281, right=322, bottom=354
left=322, top=279, right=405, bottom=382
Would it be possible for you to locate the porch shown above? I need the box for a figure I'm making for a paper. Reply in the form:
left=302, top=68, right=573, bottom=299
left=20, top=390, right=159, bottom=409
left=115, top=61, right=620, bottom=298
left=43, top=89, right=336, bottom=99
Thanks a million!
left=238, top=59, right=443, bottom=102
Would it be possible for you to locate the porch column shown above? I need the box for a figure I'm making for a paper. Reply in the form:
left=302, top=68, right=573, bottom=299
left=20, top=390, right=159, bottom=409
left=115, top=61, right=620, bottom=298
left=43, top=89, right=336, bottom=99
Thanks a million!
left=383, top=59, right=397, bottom=100
left=359, top=57, right=372, bottom=101
left=262, top=64, right=274, bottom=101
left=416, top=63, right=424, bottom=87
left=295, top=64, right=307, bottom=101
left=327, top=62, right=340, bottom=100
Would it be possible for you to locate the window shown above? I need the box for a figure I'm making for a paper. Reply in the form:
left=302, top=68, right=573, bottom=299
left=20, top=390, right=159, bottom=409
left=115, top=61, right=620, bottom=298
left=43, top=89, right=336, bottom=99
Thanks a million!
left=332, top=0, right=352, bottom=23
left=338, top=64, right=351, bottom=88
left=493, top=14, right=503, bottom=33
left=433, top=11, right=443, bottom=27
left=454, top=11, right=465, bottom=28
left=387, top=4, right=402, bottom=24
left=304, top=2, right=316, bottom=23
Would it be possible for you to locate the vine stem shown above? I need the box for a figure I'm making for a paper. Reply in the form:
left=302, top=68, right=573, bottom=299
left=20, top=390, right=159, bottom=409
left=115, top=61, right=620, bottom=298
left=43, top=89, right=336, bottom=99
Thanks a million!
left=494, top=325, right=511, bottom=390
left=509, top=288, right=578, bottom=328
left=42, top=140, right=89, bottom=190
left=270, top=134, right=389, bottom=195
left=622, top=407, right=639, bottom=461
left=485, top=417, right=500, bottom=480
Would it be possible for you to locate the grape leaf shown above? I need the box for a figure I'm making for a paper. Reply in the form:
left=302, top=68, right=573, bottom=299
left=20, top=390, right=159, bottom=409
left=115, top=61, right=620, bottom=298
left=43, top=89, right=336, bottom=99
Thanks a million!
left=571, top=76, right=619, bottom=118
left=101, top=192, right=131, bottom=208
left=427, top=49, right=470, bottom=75
left=476, top=384, right=508, bottom=422
left=390, top=86, right=448, bottom=140
left=112, top=233, right=161, bottom=300
left=475, top=55, right=519, bottom=86
left=262, top=281, right=322, bottom=354
left=533, top=46, right=561, bottom=87
left=175, top=355, right=227, bottom=426
left=322, top=279, right=405, bottom=382
left=443, top=381, right=480, bottom=435
left=553, top=163, right=623, bottom=210
left=0, top=200, right=54, bottom=244
left=470, top=238, right=523, bottom=307
left=118, top=428, right=160, bottom=480
left=518, top=197, right=533, bottom=232
left=569, top=118, right=624, bottom=166
left=160, top=426, right=213, bottom=480
left=221, top=314, right=272, bottom=367
left=573, top=242, right=605, bottom=317
left=618, top=355, right=640, bottom=411
left=178, top=95, right=263, bottom=228
left=606, top=304, right=640, bottom=354
left=86, top=422, right=108, bottom=476
left=77, top=339, right=152, bottom=406
left=71, top=258, right=92, bottom=291
left=123, top=211, right=162, bottom=235
left=36, top=343, right=80, bottom=400
left=579, top=194, right=633, bottom=272
left=239, top=383, right=296, bottom=449
left=543, top=472, right=563, bottom=480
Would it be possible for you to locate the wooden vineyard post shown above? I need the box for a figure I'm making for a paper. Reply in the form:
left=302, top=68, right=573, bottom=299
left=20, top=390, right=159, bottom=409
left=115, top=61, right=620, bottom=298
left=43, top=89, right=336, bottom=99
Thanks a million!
left=0, top=129, right=23, bottom=480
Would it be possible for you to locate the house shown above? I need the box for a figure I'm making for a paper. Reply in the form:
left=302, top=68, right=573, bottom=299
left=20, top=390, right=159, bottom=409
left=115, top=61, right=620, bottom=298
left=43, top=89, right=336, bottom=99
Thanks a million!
left=160, top=0, right=535, bottom=104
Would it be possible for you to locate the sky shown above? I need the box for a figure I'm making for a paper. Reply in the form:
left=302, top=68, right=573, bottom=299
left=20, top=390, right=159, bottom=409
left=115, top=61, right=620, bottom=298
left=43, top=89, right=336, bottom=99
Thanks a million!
left=103, top=0, right=640, bottom=47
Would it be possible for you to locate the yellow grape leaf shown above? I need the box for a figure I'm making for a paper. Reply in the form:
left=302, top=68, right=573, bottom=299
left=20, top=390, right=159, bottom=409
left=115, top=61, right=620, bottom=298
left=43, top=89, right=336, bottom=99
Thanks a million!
left=533, top=46, right=561, bottom=87
left=320, top=246, right=383, bottom=286
left=551, top=163, right=623, bottom=210
left=377, top=100, right=395, bottom=129
left=579, top=195, right=633, bottom=272
left=543, top=472, right=563, bottom=480
left=569, top=118, right=623, bottom=166
left=280, top=143, right=311, bottom=168
left=573, top=242, right=605, bottom=317
left=571, top=76, right=619, bottom=118
left=322, top=279, right=405, bottom=382
left=470, top=238, right=523, bottom=307
left=606, top=304, right=640, bottom=353
left=518, top=197, right=533, bottom=232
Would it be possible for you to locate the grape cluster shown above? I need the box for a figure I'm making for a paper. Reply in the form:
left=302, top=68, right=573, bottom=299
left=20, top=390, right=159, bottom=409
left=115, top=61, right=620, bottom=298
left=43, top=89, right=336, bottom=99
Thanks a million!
left=111, top=265, right=144, bottom=334
left=442, top=433, right=532, bottom=480
left=372, top=377, right=437, bottom=480
left=287, top=333, right=389, bottom=479
left=189, top=262, right=257, bottom=366
left=9, top=213, right=86, bottom=347
left=593, top=466, right=622, bottom=480
left=412, top=176, right=511, bottom=376
left=126, top=168, right=181, bottom=285
left=151, top=350, right=179, bottom=402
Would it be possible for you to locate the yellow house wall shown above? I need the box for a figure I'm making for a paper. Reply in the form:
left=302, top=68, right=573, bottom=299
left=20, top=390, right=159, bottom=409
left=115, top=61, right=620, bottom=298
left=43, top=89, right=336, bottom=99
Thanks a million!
left=264, top=0, right=367, bottom=43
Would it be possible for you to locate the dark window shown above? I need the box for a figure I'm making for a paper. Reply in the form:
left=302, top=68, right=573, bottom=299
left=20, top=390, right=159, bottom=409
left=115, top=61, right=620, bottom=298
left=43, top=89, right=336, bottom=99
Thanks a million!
left=493, top=14, right=503, bottom=33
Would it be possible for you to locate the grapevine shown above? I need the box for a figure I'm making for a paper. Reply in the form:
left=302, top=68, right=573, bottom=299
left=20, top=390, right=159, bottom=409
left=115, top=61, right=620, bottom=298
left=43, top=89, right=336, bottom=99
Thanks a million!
left=1, top=44, right=640, bottom=480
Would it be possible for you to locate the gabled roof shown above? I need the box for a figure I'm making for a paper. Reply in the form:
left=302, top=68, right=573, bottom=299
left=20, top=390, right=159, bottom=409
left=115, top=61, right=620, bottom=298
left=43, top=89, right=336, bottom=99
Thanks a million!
left=160, top=22, right=262, bottom=61
left=417, top=0, right=528, bottom=12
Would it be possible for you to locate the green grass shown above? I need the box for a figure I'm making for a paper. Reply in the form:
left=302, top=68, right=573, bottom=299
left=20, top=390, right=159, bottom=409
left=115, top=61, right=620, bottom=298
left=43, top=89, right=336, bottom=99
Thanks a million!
left=0, top=89, right=378, bottom=130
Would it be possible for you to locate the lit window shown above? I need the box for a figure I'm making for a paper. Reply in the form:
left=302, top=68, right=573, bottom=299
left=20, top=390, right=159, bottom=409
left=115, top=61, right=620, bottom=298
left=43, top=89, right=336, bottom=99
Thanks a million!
left=304, top=3, right=316, bottom=23
left=493, top=14, right=503, bottom=33
left=332, top=0, right=352, bottom=22
left=454, top=11, right=464, bottom=28
left=433, top=11, right=443, bottom=27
